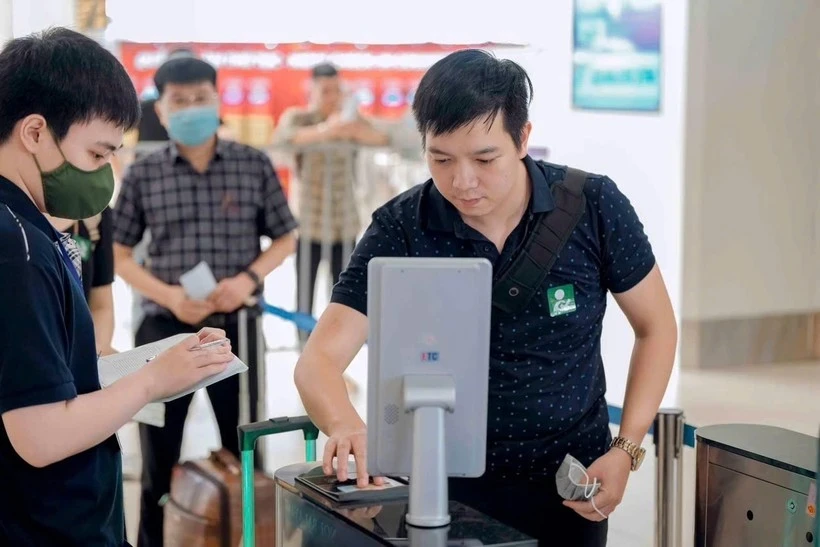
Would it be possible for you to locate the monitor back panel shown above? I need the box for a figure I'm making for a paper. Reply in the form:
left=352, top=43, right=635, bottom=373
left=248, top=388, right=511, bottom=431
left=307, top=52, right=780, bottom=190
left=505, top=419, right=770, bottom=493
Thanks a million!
left=367, top=257, right=492, bottom=477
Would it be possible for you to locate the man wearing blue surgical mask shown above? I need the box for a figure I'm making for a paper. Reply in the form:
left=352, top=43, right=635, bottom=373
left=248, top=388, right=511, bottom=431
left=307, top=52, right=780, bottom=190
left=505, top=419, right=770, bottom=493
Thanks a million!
left=113, top=56, right=297, bottom=547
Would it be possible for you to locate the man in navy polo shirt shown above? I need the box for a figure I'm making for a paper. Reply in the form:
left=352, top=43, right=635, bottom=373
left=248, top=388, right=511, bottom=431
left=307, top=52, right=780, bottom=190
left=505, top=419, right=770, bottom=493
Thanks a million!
left=294, top=49, right=678, bottom=545
left=0, top=28, right=235, bottom=546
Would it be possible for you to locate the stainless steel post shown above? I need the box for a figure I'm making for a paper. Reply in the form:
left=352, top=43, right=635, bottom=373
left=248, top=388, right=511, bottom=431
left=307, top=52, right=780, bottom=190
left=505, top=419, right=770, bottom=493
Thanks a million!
left=238, top=307, right=250, bottom=425
left=674, top=413, right=684, bottom=545
left=255, top=313, right=266, bottom=464
left=255, top=313, right=266, bottom=423
left=654, top=408, right=684, bottom=547
left=320, top=149, right=333, bottom=303
left=297, top=155, right=315, bottom=348
left=341, top=147, right=355, bottom=270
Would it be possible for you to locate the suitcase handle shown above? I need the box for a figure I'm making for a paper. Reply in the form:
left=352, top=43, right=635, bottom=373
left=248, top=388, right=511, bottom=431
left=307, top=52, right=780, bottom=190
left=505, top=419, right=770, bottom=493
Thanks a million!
left=239, top=416, right=319, bottom=547
left=209, top=448, right=241, bottom=475
left=237, top=415, right=319, bottom=458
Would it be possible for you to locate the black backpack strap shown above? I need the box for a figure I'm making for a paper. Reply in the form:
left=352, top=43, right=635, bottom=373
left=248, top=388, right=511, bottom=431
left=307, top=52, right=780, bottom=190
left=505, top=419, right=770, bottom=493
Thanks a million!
left=492, top=167, right=588, bottom=315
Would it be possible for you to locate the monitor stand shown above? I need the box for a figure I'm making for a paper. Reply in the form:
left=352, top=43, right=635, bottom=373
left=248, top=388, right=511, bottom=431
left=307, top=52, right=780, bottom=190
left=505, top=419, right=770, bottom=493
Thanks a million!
left=407, top=525, right=451, bottom=547
left=403, top=374, right=456, bottom=528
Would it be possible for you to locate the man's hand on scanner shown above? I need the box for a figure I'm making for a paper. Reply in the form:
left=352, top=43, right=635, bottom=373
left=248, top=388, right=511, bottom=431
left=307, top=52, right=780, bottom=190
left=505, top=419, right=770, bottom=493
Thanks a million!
left=322, top=424, right=385, bottom=488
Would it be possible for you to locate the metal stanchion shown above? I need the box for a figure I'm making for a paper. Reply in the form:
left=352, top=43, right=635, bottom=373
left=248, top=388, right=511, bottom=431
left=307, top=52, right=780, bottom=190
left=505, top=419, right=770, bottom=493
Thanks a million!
left=238, top=308, right=250, bottom=425
left=255, top=314, right=266, bottom=425
left=319, top=151, right=333, bottom=302
left=254, top=311, right=267, bottom=464
left=297, top=156, right=315, bottom=349
left=654, top=408, right=685, bottom=547
left=674, top=413, right=685, bottom=546
left=341, top=150, right=356, bottom=270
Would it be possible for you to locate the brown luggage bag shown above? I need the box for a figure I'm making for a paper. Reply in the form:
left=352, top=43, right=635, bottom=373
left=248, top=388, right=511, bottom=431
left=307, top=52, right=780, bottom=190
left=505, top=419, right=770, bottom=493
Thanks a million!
left=163, top=448, right=275, bottom=547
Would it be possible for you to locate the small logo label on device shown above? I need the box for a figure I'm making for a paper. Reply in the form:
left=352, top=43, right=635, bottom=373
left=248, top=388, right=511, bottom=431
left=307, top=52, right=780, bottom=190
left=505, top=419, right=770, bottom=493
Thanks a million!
left=547, top=284, right=577, bottom=317
left=421, top=352, right=439, bottom=362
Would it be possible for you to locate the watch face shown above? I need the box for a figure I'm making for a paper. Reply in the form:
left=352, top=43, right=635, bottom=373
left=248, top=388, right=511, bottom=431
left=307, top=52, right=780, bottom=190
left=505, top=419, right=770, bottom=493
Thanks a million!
left=634, top=448, right=646, bottom=470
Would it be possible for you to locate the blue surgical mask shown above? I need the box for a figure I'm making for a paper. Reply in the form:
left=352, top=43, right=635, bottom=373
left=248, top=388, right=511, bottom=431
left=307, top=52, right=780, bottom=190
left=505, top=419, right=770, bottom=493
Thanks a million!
left=167, top=105, right=220, bottom=147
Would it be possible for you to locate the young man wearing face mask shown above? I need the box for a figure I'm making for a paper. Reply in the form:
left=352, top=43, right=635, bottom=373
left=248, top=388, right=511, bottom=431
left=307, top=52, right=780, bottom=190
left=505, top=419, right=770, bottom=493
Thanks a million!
left=112, top=56, right=297, bottom=546
left=293, top=50, right=678, bottom=546
left=0, top=28, right=235, bottom=546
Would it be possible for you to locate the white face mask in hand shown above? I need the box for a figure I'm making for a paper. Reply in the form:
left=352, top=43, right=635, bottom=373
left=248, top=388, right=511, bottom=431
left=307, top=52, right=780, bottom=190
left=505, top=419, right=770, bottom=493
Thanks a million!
left=555, top=454, right=607, bottom=519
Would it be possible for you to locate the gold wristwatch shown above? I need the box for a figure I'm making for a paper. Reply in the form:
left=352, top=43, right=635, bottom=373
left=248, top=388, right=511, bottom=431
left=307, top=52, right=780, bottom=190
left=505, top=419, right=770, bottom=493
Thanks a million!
left=611, top=437, right=646, bottom=471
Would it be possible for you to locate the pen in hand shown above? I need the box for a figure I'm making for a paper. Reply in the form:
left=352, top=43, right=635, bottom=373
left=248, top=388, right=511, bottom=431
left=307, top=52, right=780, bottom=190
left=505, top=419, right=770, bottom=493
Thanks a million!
left=146, top=338, right=230, bottom=363
left=193, top=338, right=230, bottom=351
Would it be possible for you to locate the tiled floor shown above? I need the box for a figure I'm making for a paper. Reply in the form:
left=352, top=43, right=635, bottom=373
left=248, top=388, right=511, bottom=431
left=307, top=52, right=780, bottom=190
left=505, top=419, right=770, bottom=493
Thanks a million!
left=115, top=258, right=820, bottom=546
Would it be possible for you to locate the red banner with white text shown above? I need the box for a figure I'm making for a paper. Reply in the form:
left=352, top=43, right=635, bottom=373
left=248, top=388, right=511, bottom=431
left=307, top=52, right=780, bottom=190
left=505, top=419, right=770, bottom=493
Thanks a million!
left=118, top=42, right=507, bottom=148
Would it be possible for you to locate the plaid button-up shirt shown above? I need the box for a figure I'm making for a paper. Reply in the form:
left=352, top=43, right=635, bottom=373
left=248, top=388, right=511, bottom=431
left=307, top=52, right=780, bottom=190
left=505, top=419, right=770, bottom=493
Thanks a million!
left=272, top=108, right=361, bottom=242
left=113, top=139, right=297, bottom=316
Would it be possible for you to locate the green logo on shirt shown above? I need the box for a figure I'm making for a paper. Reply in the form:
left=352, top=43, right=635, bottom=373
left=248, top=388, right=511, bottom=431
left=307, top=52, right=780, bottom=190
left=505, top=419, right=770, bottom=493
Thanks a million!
left=547, top=284, right=577, bottom=317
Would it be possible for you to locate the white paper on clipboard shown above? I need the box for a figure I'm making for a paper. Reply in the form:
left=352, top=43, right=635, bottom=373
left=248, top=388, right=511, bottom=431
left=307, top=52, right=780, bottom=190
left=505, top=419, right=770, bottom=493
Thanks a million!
left=98, top=334, right=248, bottom=404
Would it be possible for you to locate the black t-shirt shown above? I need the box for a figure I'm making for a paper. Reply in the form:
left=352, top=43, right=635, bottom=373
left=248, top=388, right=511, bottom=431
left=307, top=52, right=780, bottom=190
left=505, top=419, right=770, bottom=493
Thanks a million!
left=331, top=156, right=656, bottom=479
left=63, top=207, right=115, bottom=299
left=0, top=179, right=124, bottom=545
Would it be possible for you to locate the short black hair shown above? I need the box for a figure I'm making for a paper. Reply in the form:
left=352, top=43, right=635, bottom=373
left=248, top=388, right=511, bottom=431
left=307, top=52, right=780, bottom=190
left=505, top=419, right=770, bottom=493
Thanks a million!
left=412, top=49, right=533, bottom=150
left=0, top=27, right=140, bottom=144
left=167, top=47, right=196, bottom=60
left=311, top=63, right=339, bottom=79
left=154, top=57, right=217, bottom=96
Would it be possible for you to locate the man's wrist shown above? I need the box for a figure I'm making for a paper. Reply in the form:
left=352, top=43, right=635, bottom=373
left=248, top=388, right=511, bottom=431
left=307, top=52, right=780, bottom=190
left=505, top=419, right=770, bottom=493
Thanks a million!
left=610, top=434, right=647, bottom=471
left=241, top=268, right=262, bottom=291
left=609, top=445, right=634, bottom=466
left=326, top=414, right=366, bottom=437
left=132, top=366, right=158, bottom=405
left=159, top=283, right=178, bottom=304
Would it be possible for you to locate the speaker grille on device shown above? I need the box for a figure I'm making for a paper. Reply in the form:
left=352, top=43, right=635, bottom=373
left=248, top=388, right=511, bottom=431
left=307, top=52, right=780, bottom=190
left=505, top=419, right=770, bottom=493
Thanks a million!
left=384, top=404, right=399, bottom=425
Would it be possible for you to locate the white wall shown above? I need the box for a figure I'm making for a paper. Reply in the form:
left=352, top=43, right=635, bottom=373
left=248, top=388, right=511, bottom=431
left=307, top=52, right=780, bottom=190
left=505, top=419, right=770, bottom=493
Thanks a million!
left=0, top=0, right=12, bottom=44
left=506, top=2, right=689, bottom=407
left=10, top=0, right=74, bottom=37
left=682, top=0, right=820, bottom=322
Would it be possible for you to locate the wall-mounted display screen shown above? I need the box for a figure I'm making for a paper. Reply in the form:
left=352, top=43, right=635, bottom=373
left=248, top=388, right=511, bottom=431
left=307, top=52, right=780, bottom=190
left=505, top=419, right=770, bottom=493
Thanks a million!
left=572, top=0, right=662, bottom=112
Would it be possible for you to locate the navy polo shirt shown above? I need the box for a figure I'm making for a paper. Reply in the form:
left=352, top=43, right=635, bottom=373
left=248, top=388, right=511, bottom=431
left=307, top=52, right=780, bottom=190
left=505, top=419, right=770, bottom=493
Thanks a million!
left=0, top=178, right=124, bottom=545
left=332, top=156, right=655, bottom=480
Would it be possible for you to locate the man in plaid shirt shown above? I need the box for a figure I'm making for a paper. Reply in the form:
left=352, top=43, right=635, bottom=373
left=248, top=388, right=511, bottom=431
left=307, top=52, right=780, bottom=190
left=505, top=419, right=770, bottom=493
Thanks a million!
left=112, top=56, right=296, bottom=547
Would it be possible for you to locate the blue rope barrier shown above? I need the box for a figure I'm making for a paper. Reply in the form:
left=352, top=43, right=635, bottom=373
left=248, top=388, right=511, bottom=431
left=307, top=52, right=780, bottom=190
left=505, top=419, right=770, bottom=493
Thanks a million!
left=260, top=302, right=698, bottom=448
left=683, top=423, right=697, bottom=448
left=261, top=302, right=318, bottom=333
